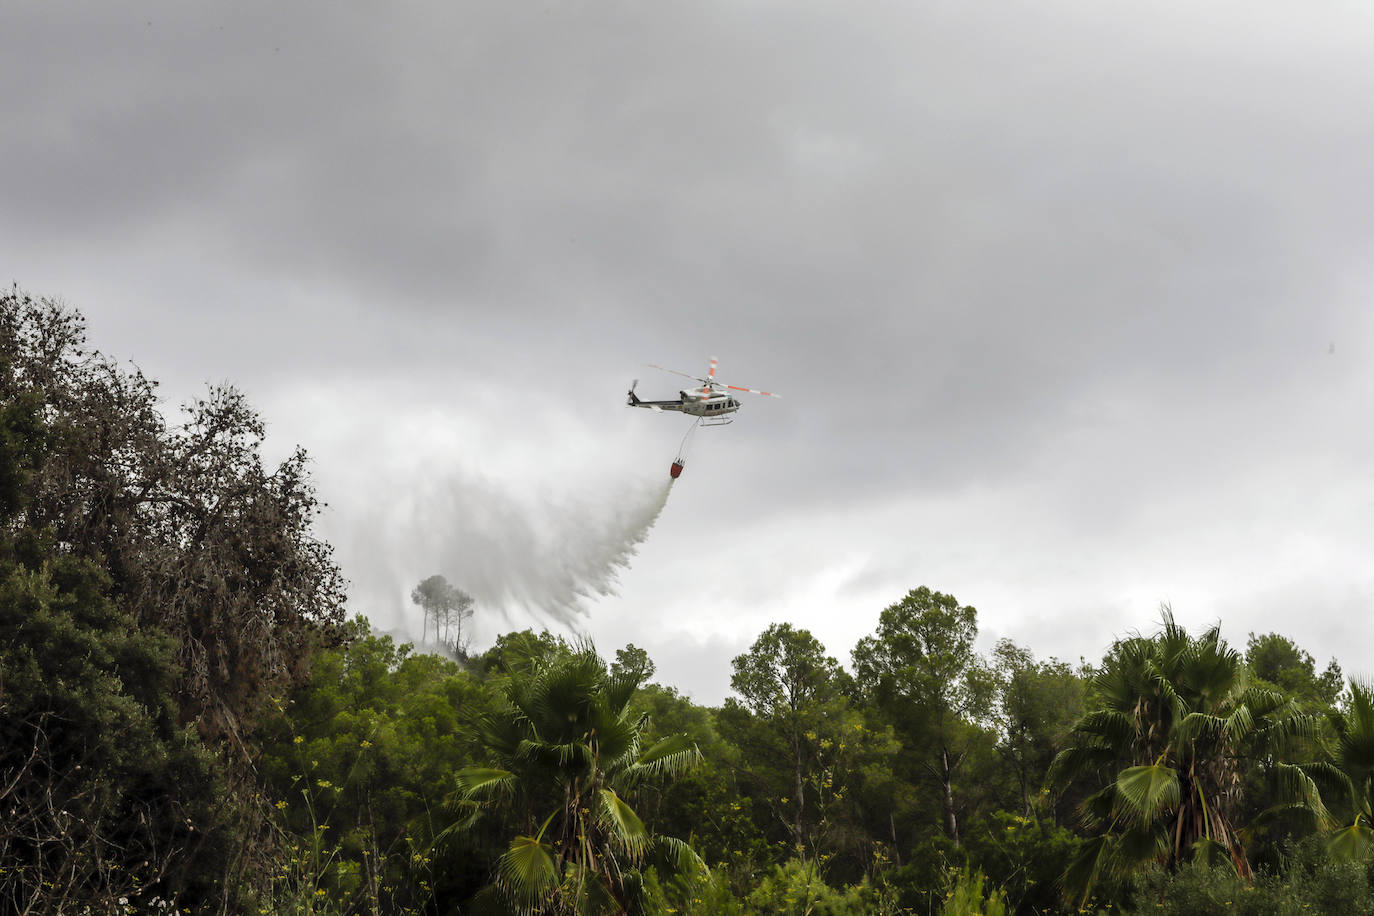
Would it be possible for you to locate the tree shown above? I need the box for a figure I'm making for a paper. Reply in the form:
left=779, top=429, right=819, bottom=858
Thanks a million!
left=260, top=618, right=494, bottom=910
left=851, top=587, right=991, bottom=847
left=0, top=289, right=348, bottom=909
left=723, top=623, right=850, bottom=855
left=611, top=644, right=655, bottom=684
left=1279, top=679, right=1374, bottom=861
left=454, top=644, right=705, bottom=914
left=628, top=682, right=772, bottom=877
left=1246, top=632, right=1343, bottom=711
left=0, top=290, right=347, bottom=742
left=988, top=639, right=1086, bottom=826
left=410, top=573, right=474, bottom=653
left=0, top=383, right=236, bottom=912
left=471, top=629, right=570, bottom=680
left=1048, top=610, right=1313, bottom=906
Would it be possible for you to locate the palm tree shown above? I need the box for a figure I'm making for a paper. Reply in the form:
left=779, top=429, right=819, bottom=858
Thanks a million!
left=454, top=645, right=704, bottom=915
left=1278, top=679, right=1374, bottom=860
left=1047, top=611, right=1312, bottom=906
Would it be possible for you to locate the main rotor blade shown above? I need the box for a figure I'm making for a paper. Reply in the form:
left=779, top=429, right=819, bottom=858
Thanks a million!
left=648, top=364, right=701, bottom=382
left=725, top=384, right=781, bottom=398
left=707, top=356, right=718, bottom=381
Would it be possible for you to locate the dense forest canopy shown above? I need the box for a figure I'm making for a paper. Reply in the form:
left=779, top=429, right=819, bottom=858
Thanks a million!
left=3, top=289, right=1373, bottom=915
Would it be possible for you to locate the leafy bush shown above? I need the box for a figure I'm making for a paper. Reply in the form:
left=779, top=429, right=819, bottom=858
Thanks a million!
left=963, top=811, right=1080, bottom=913
left=744, top=859, right=866, bottom=915
left=1120, top=839, right=1374, bottom=916
left=941, top=867, right=1008, bottom=916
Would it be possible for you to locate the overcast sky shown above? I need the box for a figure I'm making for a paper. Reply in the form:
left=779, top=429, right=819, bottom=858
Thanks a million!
left=6, top=1, right=1374, bottom=702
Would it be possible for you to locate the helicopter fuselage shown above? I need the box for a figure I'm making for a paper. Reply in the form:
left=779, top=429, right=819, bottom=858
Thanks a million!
left=627, top=381, right=740, bottom=418
left=679, top=388, right=740, bottom=417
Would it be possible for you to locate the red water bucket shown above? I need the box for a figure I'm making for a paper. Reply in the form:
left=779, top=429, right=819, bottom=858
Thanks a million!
left=669, top=460, right=685, bottom=479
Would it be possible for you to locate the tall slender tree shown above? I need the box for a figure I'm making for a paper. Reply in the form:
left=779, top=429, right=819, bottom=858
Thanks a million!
left=722, top=623, right=852, bottom=856
left=410, top=573, right=474, bottom=652
left=852, top=587, right=990, bottom=846
left=988, top=639, right=1086, bottom=826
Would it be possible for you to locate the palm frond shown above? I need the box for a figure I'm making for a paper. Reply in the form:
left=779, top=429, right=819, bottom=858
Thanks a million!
left=1148, top=663, right=1189, bottom=725
left=1190, top=837, right=1238, bottom=872
left=1253, top=708, right=1320, bottom=750
left=1078, top=784, right=1119, bottom=831
left=599, top=788, right=649, bottom=858
left=604, top=666, right=643, bottom=715
left=1268, top=761, right=1334, bottom=830
left=474, top=707, right=532, bottom=760
left=1114, top=763, right=1180, bottom=826
left=649, top=835, right=708, bottom=881
left=1344, top=680, right=1374, bottom=733
left=586, top=710, right=643, bottom=767
left=1327, top=821, right=1374, bottom=862
left=1061, top=834, right=1115, bottom=909
left=615, top=734, right=702, bottom=785
left=1235, top=684, right=1288, bottom=718
left=1114, top=822, right=1170, bottom=869
left=456, top=766, right=518, bottom=800
left=1221, top=703, right=1255, bottom=743
left=465, top=884, right=519, bottom=916
left=1047, top=742, right=1115, bottom=790
left=496, top=834, right=561, bottom=913
left=1174, top=711, right=1227, bottom=749
left=1073, top=709, right=1137, bottom=747
left=519, top=737, right=593, bottom=771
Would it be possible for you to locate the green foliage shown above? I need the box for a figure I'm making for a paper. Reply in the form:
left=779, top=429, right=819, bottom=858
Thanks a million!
left=0, top=551, right=239, bottom=910
left=1246, top=632, right=1343, bottom=711
left=260, top=619, right=490, bottom=911
left=0, top=340, right=247, bottom=911
left=633, top=685, right=772, bottom=878
left=1272, top=678, right=1374, bottom=863
left=874, top=836, right=969, bottom=913
left=962, top=812, right=1081, bottom=914
left=940, top=867, right=1008, bottom=916
left=852, top=587, right=991, bottom=847
left=456, top=642, right=706, bottom=914
left=613, top=643, right=657, bottom=683
left=0, top=290, right=347, bottom=742
left=1119, top=838, right=1374, bottom=916
left=989, top=640, right=1087, bottom=827
left=723, top=623, right=854, bottom=856
left=471, top=629, right=572, bottom=679
left=744, top=859, right=867, bottom=916
left=1049, top=609, right=1314, bottom=904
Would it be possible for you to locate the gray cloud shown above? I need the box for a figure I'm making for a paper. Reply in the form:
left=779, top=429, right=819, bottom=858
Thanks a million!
left=6, top=1, right=1374, bottom=701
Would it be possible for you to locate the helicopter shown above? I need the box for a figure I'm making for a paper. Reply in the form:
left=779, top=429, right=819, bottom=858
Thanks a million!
left=627, top=357, right=780, bottom=428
